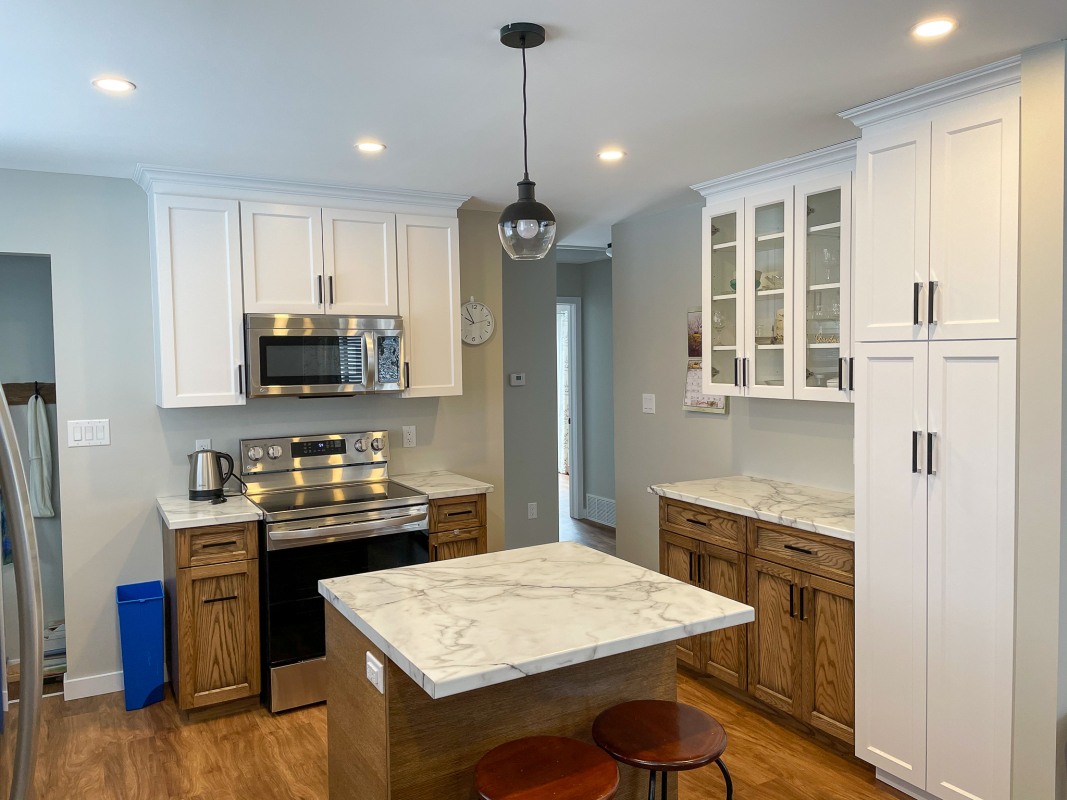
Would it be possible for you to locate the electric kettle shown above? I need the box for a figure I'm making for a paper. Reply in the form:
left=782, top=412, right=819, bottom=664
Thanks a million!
left=188, top=449, right=235, bottom=501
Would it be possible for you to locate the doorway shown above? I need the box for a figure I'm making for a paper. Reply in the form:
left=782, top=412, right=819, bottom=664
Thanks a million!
left=556, top=299, right=583, bottom=519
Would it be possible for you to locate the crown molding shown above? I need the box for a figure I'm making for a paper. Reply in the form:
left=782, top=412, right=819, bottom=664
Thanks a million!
left=691, top=140, right=857, bottom=198
left=134, top=164, right=471, bottom=211
left=839, top=55, right=1021, bottom=129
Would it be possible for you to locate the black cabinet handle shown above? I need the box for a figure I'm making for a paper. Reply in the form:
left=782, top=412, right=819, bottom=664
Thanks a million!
left=800, top=587, right=806, bottom=621
left=849, top=357, right=855, bottom=392
left=734, top=357, right=739, bottom=387
left=912, top=430, right=922, bottom=474
left=318, top=275, right=324, bottom=306
left=928, top=281, right=938, bottom=325
left=784, top=543, right=814, bottom=556
left=688, top=552, right=694, bottom=582
left=697, top=556, right=702, bottom=585
left=684, top=517, right=707, bottom=527
left=743, top=357, right=750, bottom=388
left=789, top=583, right=795, bottom=618
left=328, top=275, right=334, bottom=305
left=237, top=365, right=243, bottom=395
left=404, top=361, right=410, bottom=388
left=203, top=595, right=238, bottom=605
left=200, top=540, right=238, bottom=549
left=445, top=510, right=472, bottom=517
left=913, top=282, right=922, bottom=326
left=838, top=358, right=845, bottom=390
left=928, top=431, right=937, bottom=475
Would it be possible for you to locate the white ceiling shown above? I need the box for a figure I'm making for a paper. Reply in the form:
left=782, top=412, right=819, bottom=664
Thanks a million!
left=2, top=1, right=1064, bottom=246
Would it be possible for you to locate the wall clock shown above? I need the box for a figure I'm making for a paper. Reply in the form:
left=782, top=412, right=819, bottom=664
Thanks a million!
left=461, top=299, right=495, bottom=345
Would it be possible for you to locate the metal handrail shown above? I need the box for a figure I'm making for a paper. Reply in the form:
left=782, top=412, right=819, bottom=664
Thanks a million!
left=0, top=384, right=43, bottom=800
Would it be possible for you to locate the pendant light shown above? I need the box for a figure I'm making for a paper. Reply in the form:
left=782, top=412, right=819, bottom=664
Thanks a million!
left=498, top=22, right=556, bottom=261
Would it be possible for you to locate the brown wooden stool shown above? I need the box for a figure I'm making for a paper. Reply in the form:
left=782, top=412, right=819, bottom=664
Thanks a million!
left=592, top=700, right=732, bottom=800
left=475, top=735, right=620, bottom=800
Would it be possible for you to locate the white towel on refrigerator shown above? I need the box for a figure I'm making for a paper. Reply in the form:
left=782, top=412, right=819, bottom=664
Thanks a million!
left=27, top=394, right=54, bottom=518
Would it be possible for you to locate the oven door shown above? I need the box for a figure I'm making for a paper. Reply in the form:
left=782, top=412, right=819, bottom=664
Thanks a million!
left=247, top=324, right=368, bottom=398
left=265, top=504, right=428, bottom=551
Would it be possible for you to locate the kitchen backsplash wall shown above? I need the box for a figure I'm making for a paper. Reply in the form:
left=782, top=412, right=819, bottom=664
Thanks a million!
left=611, top=200, right=854, bottom=571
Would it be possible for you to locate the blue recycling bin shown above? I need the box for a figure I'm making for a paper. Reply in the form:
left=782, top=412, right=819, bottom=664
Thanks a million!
left=115, top=580, right=165, bottom=711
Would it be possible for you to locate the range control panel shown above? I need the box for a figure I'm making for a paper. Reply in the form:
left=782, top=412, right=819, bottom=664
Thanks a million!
left=240, top=431, right=389, bottom=475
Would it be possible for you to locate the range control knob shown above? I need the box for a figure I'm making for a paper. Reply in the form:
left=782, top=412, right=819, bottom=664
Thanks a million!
left=371, top=437, right=385, bottom=452
left=267, top=445, right=283, bottom=459
left=246, top=446, right=264, bottom=461
left=354, top=438, right=367, bottom=453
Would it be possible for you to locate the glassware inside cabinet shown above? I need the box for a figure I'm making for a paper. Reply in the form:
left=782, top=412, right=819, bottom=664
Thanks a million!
left=753, top=202, right=786, bottom=387
left=708, top=210, right=739, bottom=385
left=804, top=188, right=842, bottom=388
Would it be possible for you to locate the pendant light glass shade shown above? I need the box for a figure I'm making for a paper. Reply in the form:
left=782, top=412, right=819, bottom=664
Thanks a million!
left=498, top=175, right=556, bottom=260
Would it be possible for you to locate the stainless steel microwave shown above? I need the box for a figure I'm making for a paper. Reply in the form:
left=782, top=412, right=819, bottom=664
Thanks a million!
left=245, top=314, right=406, bottom=398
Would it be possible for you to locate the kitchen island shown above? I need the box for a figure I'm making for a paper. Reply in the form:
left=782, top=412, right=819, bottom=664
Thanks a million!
left=319, top=540, right=753, bottom=799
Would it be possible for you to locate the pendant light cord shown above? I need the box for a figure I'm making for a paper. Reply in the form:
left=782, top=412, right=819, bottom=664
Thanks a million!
left=522, top=36, right=529, bottom=177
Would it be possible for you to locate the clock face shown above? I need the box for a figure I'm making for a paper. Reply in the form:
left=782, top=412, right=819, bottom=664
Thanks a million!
left=461, top=301, right=495, bottom=345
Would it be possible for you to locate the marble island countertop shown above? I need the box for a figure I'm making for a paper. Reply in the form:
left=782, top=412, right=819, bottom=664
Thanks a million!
left=648, top=475, right=854, bottom=541
left=319, top=541, right=754, bottom=699
left=391, top=470, right=494, bottom=500
left=156, top=494, right=263, bottom=530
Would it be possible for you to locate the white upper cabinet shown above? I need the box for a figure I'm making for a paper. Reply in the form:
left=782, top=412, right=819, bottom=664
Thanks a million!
left=793, top=173, right=853, bottom=402
left=929, top=97, right=1019, bottom=341
left=701, top=199, right=745, bottom=397
left=151, top=195, right=246, bottom=408
left=322, top=207, right=399, bottom=316
left=854, top=122, right=932, bottom=343
left=240, top=202, right=324, bottom=314
left=397, top=214, right=462, bottom=397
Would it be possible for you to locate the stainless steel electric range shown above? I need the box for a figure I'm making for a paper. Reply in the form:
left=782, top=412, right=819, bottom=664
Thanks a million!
left=240, top=430, right=429, bottom=712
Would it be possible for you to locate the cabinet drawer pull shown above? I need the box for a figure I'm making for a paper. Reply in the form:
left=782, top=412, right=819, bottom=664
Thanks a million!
left=203, top=595, right=238, bottom=604
left=445, top=510, right=472, bottom=517
left=783, top=543, right=814, bottom=556
left=684, top=517, right=707, bottom=527
left=789, top=583, right=795, bottom=618
left=200, top=540, right=238, bottom=549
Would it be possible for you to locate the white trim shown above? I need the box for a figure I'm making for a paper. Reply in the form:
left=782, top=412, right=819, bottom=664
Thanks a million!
left=63, top=669, right=124, bottom=701
left=134, top=164, right=471, bottom=212
left=839, top=55, right=1021, bottom=128
left=691, top=140, right=857, bottom=198
left=557, top=297, right=585, bottom=520
left=875, top=769, right=939, bottom=800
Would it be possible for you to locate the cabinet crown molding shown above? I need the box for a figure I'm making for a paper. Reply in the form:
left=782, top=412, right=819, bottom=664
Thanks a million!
left=839, top=55, right=1021, bottom=129
left=691, top=140, right=857, bottom=199
left=134, top=164, right=471, bottom=211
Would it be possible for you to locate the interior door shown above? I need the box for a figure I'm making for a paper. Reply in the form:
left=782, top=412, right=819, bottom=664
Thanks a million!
left=701, top=200, right=745, bottom=396
left=322, top=208, right=399, bottom=316
left=853, top=340, right=928, bottom=787
left=240, top=202, right=324, bottom=315
left=660, top=531, right=705, bottom=670
left=928, top=94, right=1019, bottom=342
left=702, top=542, right=747, bottom=689
left=854, top=122, right=932, bottom=343
left=800, top=573, right=855, bottom=744
left=926, top=339, right=1016, bottom=800
left=747, top=557, right=802, bottom=716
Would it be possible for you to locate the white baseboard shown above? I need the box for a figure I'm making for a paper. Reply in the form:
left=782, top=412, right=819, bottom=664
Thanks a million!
left=585, top=494, right=616, bottom=528
left=63, top=669, right=123, bottom=701
left=875, top=769, right=938, bottom=800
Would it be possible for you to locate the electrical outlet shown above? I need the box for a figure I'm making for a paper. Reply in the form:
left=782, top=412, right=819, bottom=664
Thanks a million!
left=67, top=419, right=111, bottom=448
left=195, top=439, right=212, bottom=452
left=402, top=426, right=416, bottom=448
left=528, top=502, right=537, bottom=519
left=366, top=651, right=384, bottom=694
left=642, top=394, right=656, bottom=414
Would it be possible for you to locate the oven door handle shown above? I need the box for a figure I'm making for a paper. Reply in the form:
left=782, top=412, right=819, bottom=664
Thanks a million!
left=267, top=507, right=428, bottom=550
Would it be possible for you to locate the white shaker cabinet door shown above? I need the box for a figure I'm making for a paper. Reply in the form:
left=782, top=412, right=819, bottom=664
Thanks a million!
left=926, top=339, right=1016, bottom=800
left=854, top=122, right=931, bottom=343
left=929, top=95, right=1019, bottom=341
left=853, top=341, right=928, bottom=788
left=240, top=202, right=324, bottom=314
left=151, top=195, right=246, bottom=408
left=397, top=214, right=462, bottom=397
left=701, top=200, right=745, bottom=397
left=322, top=207, right=398, bottom=316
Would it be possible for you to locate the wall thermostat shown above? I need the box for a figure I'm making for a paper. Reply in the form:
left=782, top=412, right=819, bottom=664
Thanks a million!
left=509, top=373, right=526, bottom=386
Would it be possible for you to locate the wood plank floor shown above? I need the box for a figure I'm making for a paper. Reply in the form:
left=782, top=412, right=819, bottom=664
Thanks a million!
left=558, top=474, right=617, bottom=555
left=1, top=670, right=909, bottom=800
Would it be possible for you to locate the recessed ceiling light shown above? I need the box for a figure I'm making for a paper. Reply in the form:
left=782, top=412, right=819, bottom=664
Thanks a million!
left=913, top=18, right=957, bottom=38
left=356, top=142, right=386, bottom=152
left=92, top=77, right=136, bottom=93
left=598, top=150, right=625, bottom=161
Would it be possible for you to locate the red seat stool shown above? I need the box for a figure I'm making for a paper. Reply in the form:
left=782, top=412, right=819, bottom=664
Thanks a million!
left=592, top=700, right=732, bottom=800
left=474, top=735, right=620, bottom=800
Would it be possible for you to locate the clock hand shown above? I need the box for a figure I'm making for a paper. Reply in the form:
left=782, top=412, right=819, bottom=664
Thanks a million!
left=465, top=310, right=475, bottom=324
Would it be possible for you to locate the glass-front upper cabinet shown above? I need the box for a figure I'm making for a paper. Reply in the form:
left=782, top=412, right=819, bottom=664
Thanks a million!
left=701, top=200, right=746, bottom=396
left=792, top=173, right=852, bottom=402
left=744, top=189, right=794, bottom=399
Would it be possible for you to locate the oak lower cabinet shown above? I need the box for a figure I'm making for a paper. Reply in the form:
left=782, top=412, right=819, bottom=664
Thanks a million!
left=660, top=531, right=709, bottom=671
left=427, top=494, right=488, bottom=562
left=162, top=521, right=261, bottom=711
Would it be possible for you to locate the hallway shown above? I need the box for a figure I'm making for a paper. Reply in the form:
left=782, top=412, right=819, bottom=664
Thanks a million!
left=558, top=474, right=616, bottom=555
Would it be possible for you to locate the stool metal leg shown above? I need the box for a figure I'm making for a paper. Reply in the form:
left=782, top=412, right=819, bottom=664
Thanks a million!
left=647, top=770, right=657, bottom=800
left=661, top=770, right=668, bottom=800
left=716, top=758, right=733, bottom=800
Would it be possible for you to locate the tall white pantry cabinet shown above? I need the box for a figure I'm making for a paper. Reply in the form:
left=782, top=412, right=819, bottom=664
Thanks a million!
left=848, top=59, right=1020, bottom=800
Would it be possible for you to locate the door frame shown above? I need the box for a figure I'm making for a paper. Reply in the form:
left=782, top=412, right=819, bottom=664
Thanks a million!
left=556, top=297, right=585, bottom=520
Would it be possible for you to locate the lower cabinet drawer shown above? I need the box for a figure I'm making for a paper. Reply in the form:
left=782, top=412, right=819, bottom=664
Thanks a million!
left=749, top=521, right=853, bottom=585
left=660, top=498, right=745, bottom=551
left=429, top=495, right=487, bottom=532
left=179, top=522, right=258, bottom=568
left=429, top=527, right=487, bottom=561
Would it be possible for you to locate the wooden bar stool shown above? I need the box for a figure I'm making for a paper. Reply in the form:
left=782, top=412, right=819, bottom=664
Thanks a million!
left=475, top=735, right=620, bottom=800
left=592, top=700, right=732, bottom=800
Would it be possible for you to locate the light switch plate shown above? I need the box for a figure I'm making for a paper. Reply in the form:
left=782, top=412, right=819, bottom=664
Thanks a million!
left=509, top=373, right=526, bottom=386
left=402, top=426, right=416, bottom=448
left=642, top=394, right=656, bottom=414
left=528, top=502, right=537, bottom=519
left=195, top=439, right=212, bottom=452
left=366, top=651, right=384, bottom=694
left=67, top=419, right=110, bottom=447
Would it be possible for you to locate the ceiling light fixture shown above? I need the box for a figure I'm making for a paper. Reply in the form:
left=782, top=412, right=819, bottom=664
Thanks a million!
left=497, top=22, right=556, bottom=261
left=92, top=77, right=136, bottom=93
left=356, top=141, right=386, bottom=152
left=599, top=150, right=624, bottom=161
left=913, top=18, right=957, bottom=38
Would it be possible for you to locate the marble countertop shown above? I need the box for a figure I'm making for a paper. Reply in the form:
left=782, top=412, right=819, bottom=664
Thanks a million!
left=319, top=541, right=753, bottom=699
left=391, top=470, right=494, bottom=500
left=156, top=494, right=264, bottom=530
left=648, top=475, right=854, bottom=541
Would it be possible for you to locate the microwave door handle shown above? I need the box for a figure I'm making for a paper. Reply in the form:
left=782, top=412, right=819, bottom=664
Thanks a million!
left=364, top=332, right=374, bottom=389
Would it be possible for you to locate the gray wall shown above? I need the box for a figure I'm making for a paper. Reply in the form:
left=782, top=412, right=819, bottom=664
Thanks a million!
left=0, top=168, right=506, bottom=692
left=557, top=259, right=615, bottom=501
left=502, top=247, right=559, bottom=548
left=611, top=202, right=854, bottom=569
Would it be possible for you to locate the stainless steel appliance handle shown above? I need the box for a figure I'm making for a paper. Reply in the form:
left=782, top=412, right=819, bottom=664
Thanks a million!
left=267, top=507, right=427, bottom=549
left=0, top=385, right=43, bottom=800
